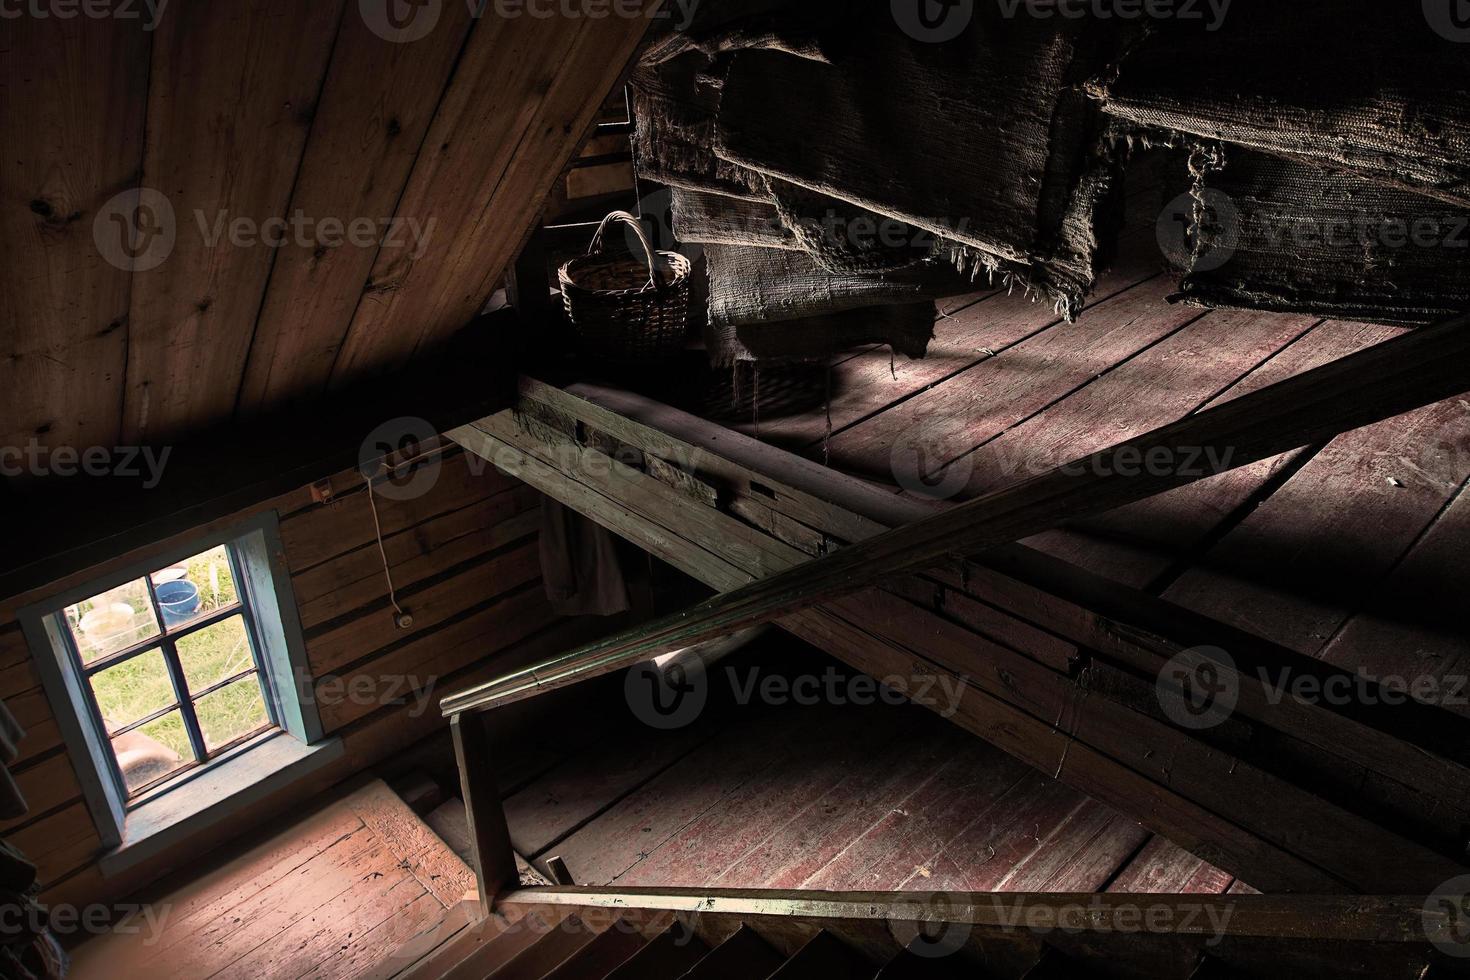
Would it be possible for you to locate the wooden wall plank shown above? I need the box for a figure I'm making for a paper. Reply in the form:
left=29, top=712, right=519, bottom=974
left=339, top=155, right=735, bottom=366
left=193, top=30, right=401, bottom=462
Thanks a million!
left=121, top=0, right=345, bottom=443
left=293, top=489, right=539, bottom=629
left=327, top=4, right=659, bottom=383
left=279, top=455, right=515, bottom=571
left=315, top=582, right=558, bottom=732
left=234, top=1, right=476, bottom=416
left=0, top=15, right=147, bottom=457
left=305, top=538, right=543, bottom=676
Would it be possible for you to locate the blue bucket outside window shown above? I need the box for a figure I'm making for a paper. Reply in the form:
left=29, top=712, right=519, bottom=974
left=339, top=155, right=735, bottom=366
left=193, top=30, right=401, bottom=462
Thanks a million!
left=155, top=580, right=201, bottom=626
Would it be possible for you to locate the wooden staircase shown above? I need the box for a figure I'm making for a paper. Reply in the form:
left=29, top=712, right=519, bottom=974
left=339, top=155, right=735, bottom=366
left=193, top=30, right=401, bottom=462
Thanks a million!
left=400, top=909, right=998, bottom=979
left=390, top=886, right=1466, bottom=979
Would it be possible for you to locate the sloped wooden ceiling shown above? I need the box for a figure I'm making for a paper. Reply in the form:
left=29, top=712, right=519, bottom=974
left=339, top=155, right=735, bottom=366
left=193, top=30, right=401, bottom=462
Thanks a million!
left=2, top=0, right=658, bottom=455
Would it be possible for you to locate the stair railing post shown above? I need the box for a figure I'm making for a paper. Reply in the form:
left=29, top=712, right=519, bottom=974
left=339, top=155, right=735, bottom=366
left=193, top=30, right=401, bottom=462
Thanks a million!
left=451, top=710, right=519, bottom=914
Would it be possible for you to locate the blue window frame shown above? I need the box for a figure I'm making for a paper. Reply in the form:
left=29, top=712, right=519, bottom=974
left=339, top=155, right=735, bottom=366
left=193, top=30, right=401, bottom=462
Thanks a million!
left=53, top=541, right=278, bottom=802
left=20, top=511, right=329, bottom=853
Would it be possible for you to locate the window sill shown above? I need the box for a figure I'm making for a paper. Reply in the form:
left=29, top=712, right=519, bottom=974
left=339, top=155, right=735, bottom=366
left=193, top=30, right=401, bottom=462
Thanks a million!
left=98, top=732, right=344, bottom=877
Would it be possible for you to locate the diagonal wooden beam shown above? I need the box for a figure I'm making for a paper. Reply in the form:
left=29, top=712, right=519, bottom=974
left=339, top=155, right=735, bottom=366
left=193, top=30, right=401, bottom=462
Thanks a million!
left=441, top=313, right=1470, bottom=716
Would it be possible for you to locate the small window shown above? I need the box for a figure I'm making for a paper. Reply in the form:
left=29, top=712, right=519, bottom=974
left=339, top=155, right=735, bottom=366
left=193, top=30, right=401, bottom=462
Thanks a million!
left=55, top=543, right=275, bottom=800
left=22, top=512, right=335, bottom=860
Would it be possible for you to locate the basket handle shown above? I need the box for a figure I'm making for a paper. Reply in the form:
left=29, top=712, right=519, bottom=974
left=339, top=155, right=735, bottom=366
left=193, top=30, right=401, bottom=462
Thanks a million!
left=588, top=211, right=662, bottom=290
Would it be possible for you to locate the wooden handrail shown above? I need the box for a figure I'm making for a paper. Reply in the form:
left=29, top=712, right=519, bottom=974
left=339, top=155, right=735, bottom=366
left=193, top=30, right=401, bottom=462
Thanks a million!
left=440, top=313, right=1470, bottom=718
left=494, top=886, right=1448, bottom=943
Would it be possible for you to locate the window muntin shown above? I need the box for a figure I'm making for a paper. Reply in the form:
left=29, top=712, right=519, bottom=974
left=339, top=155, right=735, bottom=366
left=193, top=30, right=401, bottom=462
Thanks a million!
left=53, top=543, right=277, bottom=800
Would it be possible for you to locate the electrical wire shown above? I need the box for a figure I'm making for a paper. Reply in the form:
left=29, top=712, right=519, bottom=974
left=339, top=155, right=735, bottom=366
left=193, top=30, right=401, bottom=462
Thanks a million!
left=361, top=442, right=448, bottom=622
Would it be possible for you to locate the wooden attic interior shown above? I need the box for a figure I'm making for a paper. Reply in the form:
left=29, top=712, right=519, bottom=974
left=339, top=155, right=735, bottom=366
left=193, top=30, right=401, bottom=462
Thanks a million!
left=4, top=2, right=1470, bottom=978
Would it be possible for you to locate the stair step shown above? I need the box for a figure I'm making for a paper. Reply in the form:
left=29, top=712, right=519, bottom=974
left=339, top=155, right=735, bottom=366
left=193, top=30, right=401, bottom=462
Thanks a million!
left=391, top=770, right=446, bottom=814
left=425, top=799, right=475, bottom=865
left=427, top=798, right=552, bottom=886
left=1021, top=947, right=1105, bottom=979
left=603, top=921, right=709, bottom=980
left=682, top=926, right=784, bottom=980
left=407, top=911, right=556, bottom=980
left=542, top=921, right=649, bottom=980
left=874, top=948, right=971, bottom=979
left=768, top=930, right=870, bottom=980
left=487, top=914, right=604, bottom=979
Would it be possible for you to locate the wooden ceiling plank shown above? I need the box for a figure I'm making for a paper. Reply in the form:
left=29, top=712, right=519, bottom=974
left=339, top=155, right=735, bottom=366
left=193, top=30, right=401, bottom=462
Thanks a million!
left=233, top=2, right=477, bottom=418
left=327, top=3, right=661, bottom=386
left=0, top=16, right=148, bottom=455
left=121, top=0, right=345, bottom=444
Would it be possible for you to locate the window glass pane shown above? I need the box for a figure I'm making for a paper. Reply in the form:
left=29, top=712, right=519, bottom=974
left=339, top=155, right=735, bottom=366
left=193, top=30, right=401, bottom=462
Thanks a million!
left=90, top=648, right=176, bottom=734
left=194, top=676, right=270, bottom=753
left=112, top=710, right=193, bottom=794
left=66, top=579, right=161, bottom=664
left=176, top=615, right=254, bottom=692
left=150, top=545, right=237, bottom=631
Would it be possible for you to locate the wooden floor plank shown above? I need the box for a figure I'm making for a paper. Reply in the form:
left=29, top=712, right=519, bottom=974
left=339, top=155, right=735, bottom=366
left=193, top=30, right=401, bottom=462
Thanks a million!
left=955, top=308, right=1319, bottom=499
left=210, top=867, right=424, bottom=980
left=345, top=779, right=476, bottom=909
left=1024, top=317, right=1405, bottom=588
left=617, top=704, right=918, bottom=888
left=1105, top=837, right=1235, bottom=895
left=148, top=827, right=391, bottom=979
left=1162, top=389, right=1470, bottom=653
left=548, top=703, right=845, bottom=887
left=68, top=780, right=476, bottom=980
left=823, top=274, right=1204, bottom=486
left=502, top=707, right=729, bottom=859
left=803, top=740, right=1032, bottom=891
left=897, top=775, right=1091, bottom=892
left=1319, top=478, right=1470, bottom=718
left=730, top=191, right=1167, bottom=456
left=995, top=801, right=1149, bottom=892
left=714, top=714, right=967, bottom=889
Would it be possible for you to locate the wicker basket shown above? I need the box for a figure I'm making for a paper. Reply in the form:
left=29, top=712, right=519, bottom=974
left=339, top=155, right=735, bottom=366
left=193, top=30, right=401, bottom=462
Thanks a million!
left=558, top=211, right=691, bottom=364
